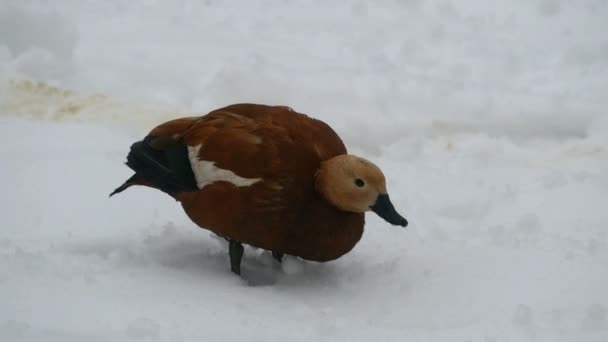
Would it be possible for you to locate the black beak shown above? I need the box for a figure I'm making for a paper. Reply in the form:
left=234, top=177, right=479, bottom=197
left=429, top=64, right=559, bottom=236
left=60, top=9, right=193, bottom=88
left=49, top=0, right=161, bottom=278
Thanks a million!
left=370, top=194, right=408, bottom=227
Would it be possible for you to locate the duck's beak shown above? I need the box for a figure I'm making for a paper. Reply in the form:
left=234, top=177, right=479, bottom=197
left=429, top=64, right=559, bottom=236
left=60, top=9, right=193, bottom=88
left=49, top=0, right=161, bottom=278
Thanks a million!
left=370, top=194, right=408, bottom=227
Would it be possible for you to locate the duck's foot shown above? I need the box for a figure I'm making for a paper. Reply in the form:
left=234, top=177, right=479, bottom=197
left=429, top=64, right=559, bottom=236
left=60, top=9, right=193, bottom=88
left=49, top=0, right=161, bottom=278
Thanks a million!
left=272, top=251, right=284, bottom=263
left=229, top=240, right=244, bottom=275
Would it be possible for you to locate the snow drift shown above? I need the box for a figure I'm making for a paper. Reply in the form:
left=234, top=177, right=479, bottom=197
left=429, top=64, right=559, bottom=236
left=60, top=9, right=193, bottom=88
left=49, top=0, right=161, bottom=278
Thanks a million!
left=1, top=1, right=607, bottom=341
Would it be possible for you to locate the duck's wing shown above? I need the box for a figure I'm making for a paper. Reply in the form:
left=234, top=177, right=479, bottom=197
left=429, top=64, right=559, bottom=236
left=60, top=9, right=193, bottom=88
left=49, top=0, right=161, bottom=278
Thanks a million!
left=183, top=110, right=292, bottom=180
left=111, top=110, right=294, bottom=197
left=112, top=104, right=346, bottom=200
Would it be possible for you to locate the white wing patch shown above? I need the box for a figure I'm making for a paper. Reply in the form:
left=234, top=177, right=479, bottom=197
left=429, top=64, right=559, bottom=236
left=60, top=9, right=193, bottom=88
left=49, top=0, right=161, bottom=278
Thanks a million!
left=187, top=144, right=262, bottom=189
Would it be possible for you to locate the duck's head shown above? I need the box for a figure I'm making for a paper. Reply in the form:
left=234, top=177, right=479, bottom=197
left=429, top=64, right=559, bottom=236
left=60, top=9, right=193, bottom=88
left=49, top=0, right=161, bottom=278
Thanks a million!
left=315, top=155, right=408, bottom=227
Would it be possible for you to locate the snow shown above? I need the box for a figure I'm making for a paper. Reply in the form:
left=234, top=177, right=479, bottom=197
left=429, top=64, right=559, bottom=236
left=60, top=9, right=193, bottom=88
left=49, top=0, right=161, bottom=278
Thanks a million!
left=1, top=0, right=607, bottom=341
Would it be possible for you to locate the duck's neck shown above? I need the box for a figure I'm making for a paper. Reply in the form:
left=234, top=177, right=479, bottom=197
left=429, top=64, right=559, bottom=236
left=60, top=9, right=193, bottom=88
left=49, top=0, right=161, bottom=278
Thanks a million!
left=314, top=157, right=351, bottom=212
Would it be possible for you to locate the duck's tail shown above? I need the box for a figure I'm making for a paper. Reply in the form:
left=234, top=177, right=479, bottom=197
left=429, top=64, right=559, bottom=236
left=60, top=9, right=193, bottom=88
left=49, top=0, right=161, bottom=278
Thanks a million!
left=110, top=137, right=198, bottom=198
left=109, top=173, right=146, bottom=197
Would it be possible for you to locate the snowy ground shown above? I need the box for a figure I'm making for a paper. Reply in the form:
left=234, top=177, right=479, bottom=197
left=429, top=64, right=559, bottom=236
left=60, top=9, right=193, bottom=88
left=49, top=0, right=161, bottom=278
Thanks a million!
left=1, top=1, right=608, bottom=341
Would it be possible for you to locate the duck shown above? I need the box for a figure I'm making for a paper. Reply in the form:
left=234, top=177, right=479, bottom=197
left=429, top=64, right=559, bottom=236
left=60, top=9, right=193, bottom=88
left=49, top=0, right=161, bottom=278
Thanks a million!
left=111, top=103, right=407, bottom=275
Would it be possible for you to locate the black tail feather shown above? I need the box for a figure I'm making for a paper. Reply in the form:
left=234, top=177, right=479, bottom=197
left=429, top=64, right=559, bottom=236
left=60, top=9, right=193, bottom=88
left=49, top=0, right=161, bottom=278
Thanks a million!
left=111, top=137, right=198, bottom=197
left=109, top=174, right=139, bottom=197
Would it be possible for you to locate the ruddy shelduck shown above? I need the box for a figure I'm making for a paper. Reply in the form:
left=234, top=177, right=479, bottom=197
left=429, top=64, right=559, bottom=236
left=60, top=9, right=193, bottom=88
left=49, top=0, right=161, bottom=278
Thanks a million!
left=111, top=103, right=407, bottom=275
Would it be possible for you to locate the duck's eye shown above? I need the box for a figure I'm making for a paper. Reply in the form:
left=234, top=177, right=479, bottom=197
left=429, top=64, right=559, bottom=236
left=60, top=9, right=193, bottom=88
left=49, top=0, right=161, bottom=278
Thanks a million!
left=354, top=178, right=365, bottom=188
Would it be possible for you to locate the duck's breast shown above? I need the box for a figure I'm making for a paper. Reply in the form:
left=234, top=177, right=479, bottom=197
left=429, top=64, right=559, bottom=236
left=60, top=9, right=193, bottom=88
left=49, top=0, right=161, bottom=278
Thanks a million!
left=178, top=181, right=365, bottom=261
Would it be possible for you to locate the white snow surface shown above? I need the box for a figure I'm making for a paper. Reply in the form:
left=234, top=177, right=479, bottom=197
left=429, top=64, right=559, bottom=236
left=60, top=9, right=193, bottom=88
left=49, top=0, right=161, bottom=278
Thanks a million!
left=1, top=0, right=608, bottom=341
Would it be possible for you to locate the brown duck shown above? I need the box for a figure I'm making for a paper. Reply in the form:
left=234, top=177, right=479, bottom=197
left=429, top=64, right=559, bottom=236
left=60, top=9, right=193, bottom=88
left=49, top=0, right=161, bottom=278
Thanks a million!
left=111, top=103, right=407, bottom=275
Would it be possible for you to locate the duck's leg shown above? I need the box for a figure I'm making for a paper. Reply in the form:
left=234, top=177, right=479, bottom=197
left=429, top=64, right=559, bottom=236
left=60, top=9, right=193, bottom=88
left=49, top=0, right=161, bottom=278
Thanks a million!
left=272, top=251, right=283, bottom=263
left=229, top=240, right=244, bottom=275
